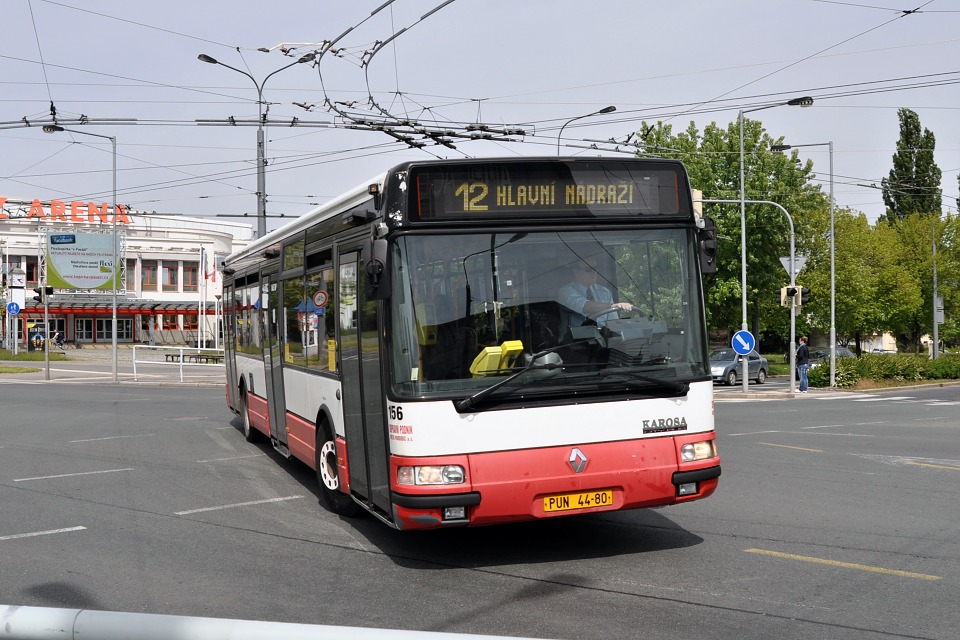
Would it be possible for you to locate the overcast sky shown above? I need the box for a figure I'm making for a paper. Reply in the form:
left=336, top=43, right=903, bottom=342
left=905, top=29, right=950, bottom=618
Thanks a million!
left=2, top=0, right=958, bottom=233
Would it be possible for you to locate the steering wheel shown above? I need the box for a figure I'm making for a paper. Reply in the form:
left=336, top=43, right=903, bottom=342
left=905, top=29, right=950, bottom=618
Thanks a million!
left=589, top=305, right=639, bottom=320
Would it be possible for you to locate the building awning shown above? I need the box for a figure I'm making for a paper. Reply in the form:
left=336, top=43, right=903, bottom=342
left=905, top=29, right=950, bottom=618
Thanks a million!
left=20, top=297, right=206, bottom=315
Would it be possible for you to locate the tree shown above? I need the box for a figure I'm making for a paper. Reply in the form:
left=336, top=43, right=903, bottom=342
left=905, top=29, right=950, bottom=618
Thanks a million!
left=881, top=108, right=942, bottom=221
left=798, top=207, right=883, bottom=351
left=635, top=118, right=826, bottom=347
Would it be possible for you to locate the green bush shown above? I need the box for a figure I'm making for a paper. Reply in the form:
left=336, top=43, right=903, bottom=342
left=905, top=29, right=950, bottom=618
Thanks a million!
left=860, top=353, right=924, bottom=382
left=807, top=364, right=830, bottom=387
left=927, top=354, right=960, bottom=379
left=805, top=352, right=960, bottom=388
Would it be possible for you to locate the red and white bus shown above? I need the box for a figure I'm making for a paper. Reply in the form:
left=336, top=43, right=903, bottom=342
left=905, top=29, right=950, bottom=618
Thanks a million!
left=222, top=157, right=720, bottom=530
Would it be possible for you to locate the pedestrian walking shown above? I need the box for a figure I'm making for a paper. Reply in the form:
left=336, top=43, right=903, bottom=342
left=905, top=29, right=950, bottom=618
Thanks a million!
left=797, top=336, right=810, bottom=393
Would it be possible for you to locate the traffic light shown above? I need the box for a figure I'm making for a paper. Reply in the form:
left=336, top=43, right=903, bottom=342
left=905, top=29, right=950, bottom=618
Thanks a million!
left=783, top=286, right=798, bottom=308
left=779, top=287, right=789, bottom=307
left=799, top=287, right=810, bottom=306
left=32, top=286, right=53, bottom=304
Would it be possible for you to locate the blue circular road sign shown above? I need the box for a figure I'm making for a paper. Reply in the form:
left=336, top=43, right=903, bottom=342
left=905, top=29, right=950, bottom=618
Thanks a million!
left=6, top=302, right=20, bottom=315
left=731, top=330, right=755, bottom=355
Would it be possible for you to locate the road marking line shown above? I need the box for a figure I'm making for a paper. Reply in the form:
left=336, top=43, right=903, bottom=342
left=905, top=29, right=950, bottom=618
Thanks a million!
left=0, top=526, right=86, bottom=541
left=905, top=460, right=960, bottom=471
left=175, top=495, right=304, bottom=516
left=14, top=468, right=135, bottom=482
left=69, top=434, right=156, bottom=443
left=745, top=548, right=941, bottom=581
left=758, top=442, right=822, bottom=452
left=726, top=430, right=783, bottom=437
left=196, top=453, right=266, bottom=463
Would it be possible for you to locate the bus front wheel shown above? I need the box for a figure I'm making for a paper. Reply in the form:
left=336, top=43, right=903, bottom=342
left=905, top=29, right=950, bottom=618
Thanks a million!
left=316, top=423, right=361, bottom=517
left=240, top=390, right=262, bottom=443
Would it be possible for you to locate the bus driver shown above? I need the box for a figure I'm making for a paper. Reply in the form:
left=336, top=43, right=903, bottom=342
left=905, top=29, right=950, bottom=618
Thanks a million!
left=558, top=257, right=634, bottom=327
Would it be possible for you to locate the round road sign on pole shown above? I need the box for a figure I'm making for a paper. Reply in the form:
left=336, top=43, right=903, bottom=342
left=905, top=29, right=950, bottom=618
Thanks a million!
left=731, top=330, right=755, bottom=355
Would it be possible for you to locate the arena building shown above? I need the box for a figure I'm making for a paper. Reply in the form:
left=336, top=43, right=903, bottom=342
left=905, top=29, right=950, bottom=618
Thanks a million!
left=1, top=196, right=254, bottom=348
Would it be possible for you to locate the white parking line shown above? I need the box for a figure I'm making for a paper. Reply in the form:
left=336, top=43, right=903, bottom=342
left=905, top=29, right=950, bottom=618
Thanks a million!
left=69, top=434, right=156, bottom=443
left=14, top=468, right=135, bottom=482
left=174, top=495, right=304, bottom=516
left=0, top=526, right=86, bottom=541
left=196, top=453, right=266, bottom=463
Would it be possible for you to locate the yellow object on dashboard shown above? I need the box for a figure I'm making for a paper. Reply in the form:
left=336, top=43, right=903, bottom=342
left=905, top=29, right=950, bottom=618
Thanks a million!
left=469, top=340, right=524, bottom=377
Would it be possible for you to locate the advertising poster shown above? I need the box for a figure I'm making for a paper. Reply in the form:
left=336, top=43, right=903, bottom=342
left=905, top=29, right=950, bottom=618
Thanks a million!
left=46, top=231, right=122, bottom=291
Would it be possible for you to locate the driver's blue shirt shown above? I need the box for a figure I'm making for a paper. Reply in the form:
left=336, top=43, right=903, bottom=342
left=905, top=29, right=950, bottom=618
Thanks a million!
left=558, top=282, right=616, bottom=326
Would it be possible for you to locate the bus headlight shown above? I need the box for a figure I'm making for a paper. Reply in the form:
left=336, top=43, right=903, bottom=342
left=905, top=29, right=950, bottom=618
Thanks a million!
left=680, top=441, right=716, bottom=462
left=397, top=465, right=466, bottom=485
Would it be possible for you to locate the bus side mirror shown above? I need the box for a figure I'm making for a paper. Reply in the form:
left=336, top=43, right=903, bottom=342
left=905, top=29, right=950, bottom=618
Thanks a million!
left=366, top=237, right=391, bottom=299
left=698, top=215, right=717, bottom=274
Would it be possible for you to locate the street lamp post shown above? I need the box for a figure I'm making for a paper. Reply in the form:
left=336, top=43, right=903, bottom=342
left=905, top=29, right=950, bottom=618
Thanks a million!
left=198, top=52, right=316, bottom=238
left=738, top=96, right=813, bottom=392
left=42, top=125, right=119, bottom=383
left=556, top=106, right=616, bottom=155
left=699, top=198, right=798, bottom=395
left=770, top=141, right=835, bottom=386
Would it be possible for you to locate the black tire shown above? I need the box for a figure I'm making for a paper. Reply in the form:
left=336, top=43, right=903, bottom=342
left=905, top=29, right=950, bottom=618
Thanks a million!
left=316, top=422, right=362, bottom=517
left=240, top=390, right=262, bottom=443
left=724, top=370, right=737, bottom=386
left=756, top=369, right=766, bottom=384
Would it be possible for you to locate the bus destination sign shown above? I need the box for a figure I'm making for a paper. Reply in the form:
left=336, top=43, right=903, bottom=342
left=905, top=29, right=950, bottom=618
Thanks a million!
left=409, top=160, right=687, bottom=221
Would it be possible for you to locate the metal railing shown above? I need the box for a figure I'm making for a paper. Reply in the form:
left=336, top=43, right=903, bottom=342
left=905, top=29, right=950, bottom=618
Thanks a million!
left=132, top=345, right=225, bottom=382
left=0, top=605, right=544, bottom=640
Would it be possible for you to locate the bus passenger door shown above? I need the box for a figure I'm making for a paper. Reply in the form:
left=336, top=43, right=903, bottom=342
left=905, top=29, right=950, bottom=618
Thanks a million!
left=261, top=273, right=288, bottom=449
left=338, top=248, right=390, bottom=512
left=223, top=282, right=239, bottom=410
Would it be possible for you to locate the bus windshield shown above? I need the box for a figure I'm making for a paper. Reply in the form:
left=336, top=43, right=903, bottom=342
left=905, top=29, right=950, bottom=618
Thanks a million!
left=388, top=229, right=708, bottom=400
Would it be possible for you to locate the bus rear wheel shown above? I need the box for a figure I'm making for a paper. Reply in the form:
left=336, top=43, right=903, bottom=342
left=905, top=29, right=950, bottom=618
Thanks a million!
left=316, top=423, right=361, bottom=517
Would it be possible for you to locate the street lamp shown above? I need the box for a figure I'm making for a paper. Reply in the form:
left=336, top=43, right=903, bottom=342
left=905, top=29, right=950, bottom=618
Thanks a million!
left=770, top=140, right=835, bottom=386
left=699, top=198, right=798, bottom=395
left=198, top=52, right=316, bottom=238
left=738, top=96, right=813, bottom=392
left=557, top=106, right=616, bottom=155
left=42, top=124, right=119, bottom=383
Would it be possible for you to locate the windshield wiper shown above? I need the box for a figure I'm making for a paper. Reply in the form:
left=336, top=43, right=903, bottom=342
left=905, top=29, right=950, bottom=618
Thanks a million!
left=595, top=368, right=689, bottom=394
left=454, top=339, right=595, bottom=413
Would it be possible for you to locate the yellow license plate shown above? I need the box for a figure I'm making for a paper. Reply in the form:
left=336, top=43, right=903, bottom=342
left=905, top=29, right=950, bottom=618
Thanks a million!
left=543, top=489, right=614, bottom=512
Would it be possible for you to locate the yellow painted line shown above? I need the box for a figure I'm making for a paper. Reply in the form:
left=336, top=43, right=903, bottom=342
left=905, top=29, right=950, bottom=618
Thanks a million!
left=757, top=442, right=822, bottom=452
left=905, top=460, right=960, bottom=471
left=745, top=548, right=941, bottom=581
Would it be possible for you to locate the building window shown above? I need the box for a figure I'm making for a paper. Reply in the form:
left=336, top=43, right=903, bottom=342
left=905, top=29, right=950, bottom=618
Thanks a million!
left=75, top=318, right=93, bottom=341
left=162, top=261, right=179, bottom=292
left=142, top=260, right=158, bottom=290
left=184, top=263, right=199, bottom=292
left=126, top=259, right=137, bottom=293
left=183, top=314, right=198, bottom=330
left=97, top=317, right=133, bottom=341
left=25, top=258, right=39, bottom=284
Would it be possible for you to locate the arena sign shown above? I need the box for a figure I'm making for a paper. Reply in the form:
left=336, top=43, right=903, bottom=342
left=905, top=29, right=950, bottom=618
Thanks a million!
left=0, top=197, right=132, bottom=224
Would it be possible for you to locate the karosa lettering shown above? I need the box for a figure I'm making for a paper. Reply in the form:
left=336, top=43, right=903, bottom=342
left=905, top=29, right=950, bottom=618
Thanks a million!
left=0, top=197, right=131, bottom=224
left=641, top=416, right=688, bottom=434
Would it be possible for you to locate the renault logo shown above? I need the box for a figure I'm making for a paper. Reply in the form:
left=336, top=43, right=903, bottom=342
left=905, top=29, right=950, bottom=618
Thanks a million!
left=568, top=448, right=588, bottom=473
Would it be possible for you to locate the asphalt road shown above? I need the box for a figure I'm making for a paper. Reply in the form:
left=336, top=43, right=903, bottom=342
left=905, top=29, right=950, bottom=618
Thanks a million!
left=0, top=382, right=956, bottom=640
